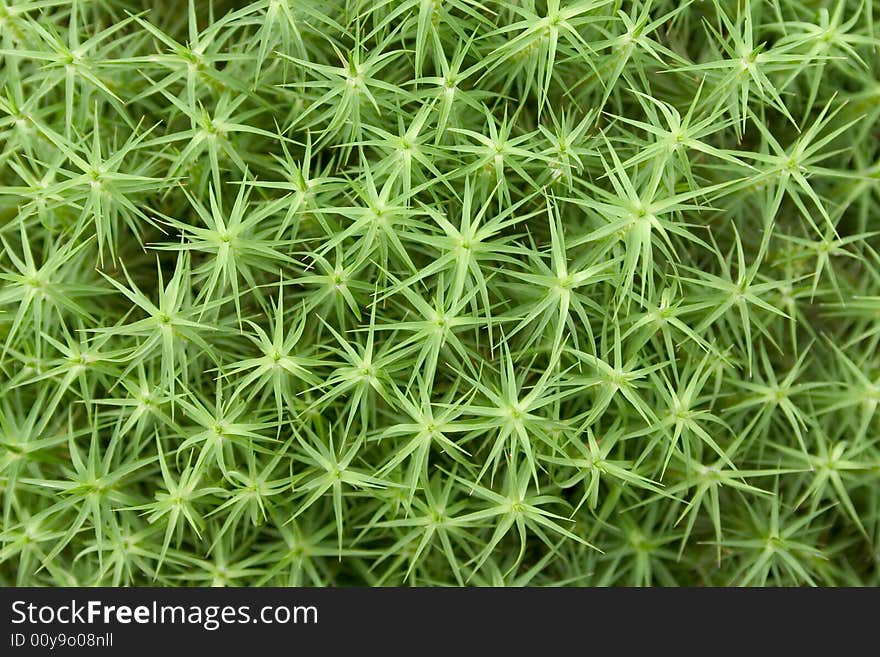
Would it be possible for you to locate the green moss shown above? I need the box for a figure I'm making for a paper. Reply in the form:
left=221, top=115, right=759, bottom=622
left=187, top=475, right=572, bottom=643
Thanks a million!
left=0, top=0, right=879, bottom=586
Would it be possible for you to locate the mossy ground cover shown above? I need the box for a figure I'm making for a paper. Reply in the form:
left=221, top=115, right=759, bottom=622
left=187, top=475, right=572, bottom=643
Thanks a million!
left=1, top=0, right=879, bottom=586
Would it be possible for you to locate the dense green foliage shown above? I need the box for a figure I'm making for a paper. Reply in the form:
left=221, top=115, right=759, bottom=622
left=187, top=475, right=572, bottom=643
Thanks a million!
left=1, top=0, right=879, bottom=586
